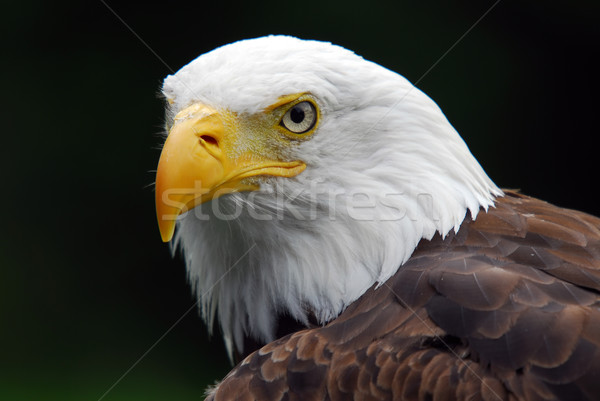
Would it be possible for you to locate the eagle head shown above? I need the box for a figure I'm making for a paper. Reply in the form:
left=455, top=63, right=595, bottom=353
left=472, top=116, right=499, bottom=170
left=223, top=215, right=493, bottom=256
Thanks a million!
left=155, top=36, right=501, bottom=357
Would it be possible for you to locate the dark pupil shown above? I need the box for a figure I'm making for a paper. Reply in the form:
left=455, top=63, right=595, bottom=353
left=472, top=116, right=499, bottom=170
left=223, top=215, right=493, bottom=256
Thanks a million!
left=290, top=106, right=305, bottom=124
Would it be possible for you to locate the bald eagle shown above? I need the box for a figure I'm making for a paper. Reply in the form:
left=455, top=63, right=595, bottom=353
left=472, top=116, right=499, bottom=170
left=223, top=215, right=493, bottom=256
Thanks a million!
left=155, top=36, right=600, bottom=401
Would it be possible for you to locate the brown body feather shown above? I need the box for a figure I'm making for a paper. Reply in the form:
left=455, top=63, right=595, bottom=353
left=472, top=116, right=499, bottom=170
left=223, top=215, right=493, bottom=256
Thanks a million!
left=207, top=191, right=600, bottom=401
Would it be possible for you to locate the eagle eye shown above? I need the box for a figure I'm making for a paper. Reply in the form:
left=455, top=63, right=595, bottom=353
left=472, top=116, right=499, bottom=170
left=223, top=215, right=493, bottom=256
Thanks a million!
left=280, top=101, right=317, bottom=134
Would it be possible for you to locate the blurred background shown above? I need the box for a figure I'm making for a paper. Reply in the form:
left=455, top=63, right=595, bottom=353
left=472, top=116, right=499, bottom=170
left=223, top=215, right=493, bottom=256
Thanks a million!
left=1, top=0, right=598, bottom=399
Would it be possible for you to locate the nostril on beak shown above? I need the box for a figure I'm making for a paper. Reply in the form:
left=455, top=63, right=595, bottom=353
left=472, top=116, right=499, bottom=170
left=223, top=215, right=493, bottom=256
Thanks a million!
left=200, top=135, right=218, bottom=147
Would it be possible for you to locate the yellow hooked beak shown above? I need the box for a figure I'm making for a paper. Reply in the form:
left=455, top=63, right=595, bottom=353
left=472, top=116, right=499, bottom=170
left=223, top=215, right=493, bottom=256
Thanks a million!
left=155, top=103, right=306, bottom=242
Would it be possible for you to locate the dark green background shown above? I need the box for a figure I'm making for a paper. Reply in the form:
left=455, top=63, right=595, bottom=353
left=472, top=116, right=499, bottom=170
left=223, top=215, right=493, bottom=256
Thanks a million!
left=2, top=1, right=598, bottom=399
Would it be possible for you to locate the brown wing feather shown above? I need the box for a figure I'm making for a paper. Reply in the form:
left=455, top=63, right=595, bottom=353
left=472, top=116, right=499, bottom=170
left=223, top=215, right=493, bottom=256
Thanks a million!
left=207, top=191, right=600, bottom=401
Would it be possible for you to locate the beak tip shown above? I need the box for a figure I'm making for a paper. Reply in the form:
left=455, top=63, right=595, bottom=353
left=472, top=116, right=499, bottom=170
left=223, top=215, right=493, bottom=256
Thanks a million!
left=160, top=231, right=174, bottom=243
left=158, top=216, right=176, bottom=243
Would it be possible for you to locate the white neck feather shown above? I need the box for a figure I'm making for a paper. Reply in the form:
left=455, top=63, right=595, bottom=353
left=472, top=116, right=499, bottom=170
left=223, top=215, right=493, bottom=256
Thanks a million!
left=173, top=107, right=501, bottom=358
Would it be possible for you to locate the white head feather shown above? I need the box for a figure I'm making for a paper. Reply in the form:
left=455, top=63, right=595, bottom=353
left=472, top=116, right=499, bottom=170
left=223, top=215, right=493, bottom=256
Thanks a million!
left=161, top=36, right=502, bottom=357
